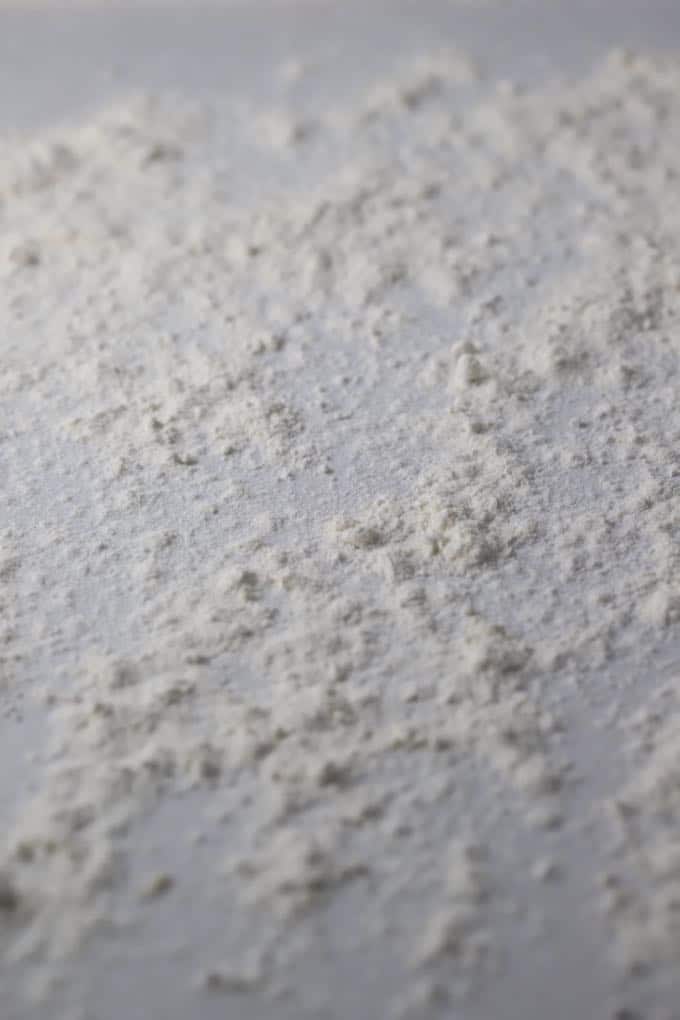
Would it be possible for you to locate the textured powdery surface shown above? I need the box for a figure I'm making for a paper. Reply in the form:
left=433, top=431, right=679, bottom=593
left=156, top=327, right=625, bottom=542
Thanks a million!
left=2, top=45, right=680, bottom=1019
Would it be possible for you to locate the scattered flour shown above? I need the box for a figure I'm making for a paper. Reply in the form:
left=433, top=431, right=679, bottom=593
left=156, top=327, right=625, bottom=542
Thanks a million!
left=1, top=36, right=680, bottom=1020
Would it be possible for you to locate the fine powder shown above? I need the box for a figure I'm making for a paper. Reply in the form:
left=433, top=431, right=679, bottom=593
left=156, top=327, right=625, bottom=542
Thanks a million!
left=1, top=44, right=680, bottom=1020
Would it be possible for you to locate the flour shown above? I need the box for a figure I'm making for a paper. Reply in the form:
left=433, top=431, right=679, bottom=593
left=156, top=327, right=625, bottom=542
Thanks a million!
left=602, top=685, right=680, bottom=976
left=414, top=840, right=492, bottom=968
left=1, top=36, right=680, bottom=1020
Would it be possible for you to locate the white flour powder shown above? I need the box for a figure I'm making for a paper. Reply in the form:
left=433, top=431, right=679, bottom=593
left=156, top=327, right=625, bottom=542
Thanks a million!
left=1, top=41, right=680, bottom=1020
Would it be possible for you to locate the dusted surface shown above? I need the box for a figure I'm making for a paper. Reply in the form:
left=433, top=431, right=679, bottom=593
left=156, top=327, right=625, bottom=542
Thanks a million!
left=2, top=4, right=680, bottom=1020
